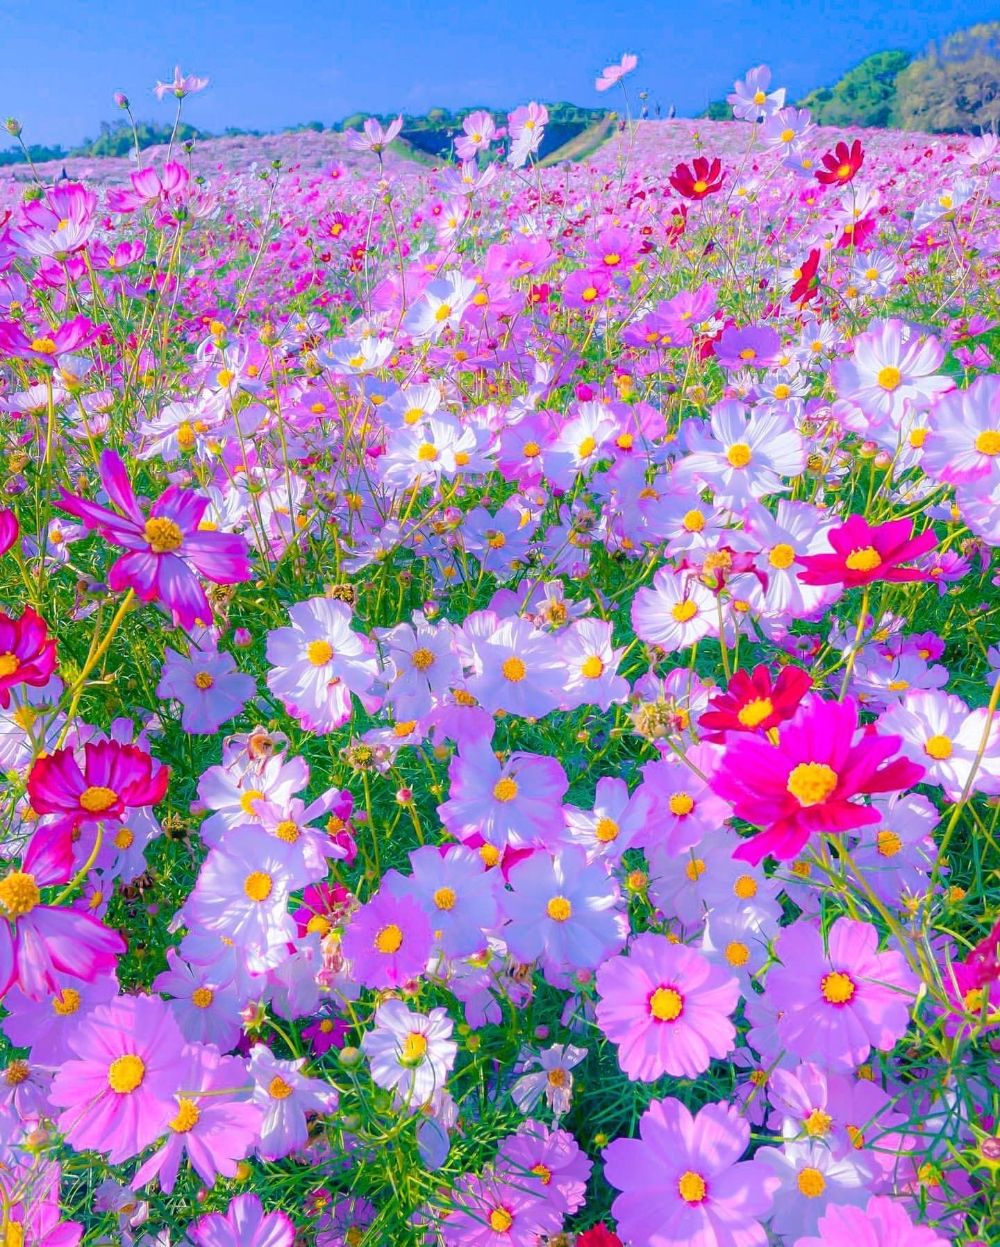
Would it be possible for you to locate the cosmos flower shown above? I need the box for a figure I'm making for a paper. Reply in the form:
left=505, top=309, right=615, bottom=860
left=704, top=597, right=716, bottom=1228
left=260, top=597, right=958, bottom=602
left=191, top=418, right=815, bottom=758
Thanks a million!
left=815, top=139, right=865, bottom=186
left=0, top=607, right=58, bottom=708
left=711, top=695, right=925, bottom=864
left=669, top=156, right=725, bottom=200
left=249, top=1045, right=337, bottom=1160
left=156, top=645, right=255, bottom=734
left=188, top=1195, right=295, bottom=1247
left=603, top=1097, right=778, bottom=1247
left=595, top=53, right=638, bottom=92
left=831, top=319, right=952, bottom=421
left=361, top=998, right=457, bottom=1106
left=767, top=917, right=918, bottom=1070
left=796, top=515, right=937, bottom=587
left=340, top=889, right=433, bottom=989
left=153, top=66, right=209, bottom=100
left=55, top=450, right=252, bottom=629
left=793, top=1194, right=951, bottom=1247
left=699, top=664, right=813, bottom=741
left=595, top=934, right=740, bottom=1080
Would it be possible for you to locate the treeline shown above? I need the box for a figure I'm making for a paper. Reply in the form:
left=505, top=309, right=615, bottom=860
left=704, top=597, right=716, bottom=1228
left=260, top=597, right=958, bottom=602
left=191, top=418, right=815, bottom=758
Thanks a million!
left=701, top=22, right=999, bottom=132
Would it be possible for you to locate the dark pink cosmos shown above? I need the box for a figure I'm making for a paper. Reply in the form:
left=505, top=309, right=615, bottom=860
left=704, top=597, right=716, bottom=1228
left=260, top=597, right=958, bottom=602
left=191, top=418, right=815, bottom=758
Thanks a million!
left=0, top=824, right=125, bottom=999
left=55, top=450, right=252, bottom=629
left=28, top=740, right=169, bottom=837
left=796, top=514, right=937, bottom=588
left=0, top=607, right=57, bottom=708
left=0, top=509, right=18, bottom=556
left=711, top=695, right=925, bottom=864
left=0, top=315, right=104, bottom=365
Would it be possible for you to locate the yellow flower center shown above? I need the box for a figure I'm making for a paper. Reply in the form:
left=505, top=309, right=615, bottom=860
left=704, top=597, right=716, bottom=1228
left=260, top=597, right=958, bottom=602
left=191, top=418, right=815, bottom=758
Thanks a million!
left=786, top=762, right=837, bottom=807
left=488, top=1209, right=513, bottom=1233
left=492, top=777, right=518, bottom=803
left=0, top=871, right=40, bottom=918
left=974, top=429, right=1000, bottom=456
left=546, top=896, right=572, bottom=922
left=820, top=970, right=856, bottom=1005
left=876, top=829, right=903, bottom=858
left=52, top=987, right=81, bottom=1015
left=580, top=655, right=604, bottom=679
left=523, top=440, right=541, bottom=458
left=191, top=987, right=214, bottom=1008
left=374, top=923, right=404, bottom=954
left=845, top=546, right=882, bottom=572
left=677, top=1171, right=707, bottom=1204
left=433, top=886, right=457, bottom=911
left=671, top=599, right=698, bottom=623
left=685, top=857, right=706, bottom=882
left=170, top=1098, right=201, bottom=1133
left=797, top=1167, right=826, bottom=1198
left=768, top=544, right=795, bottom=570
left=726, top=941, right=750, bottom=966
left=737, top=696, right=774, bottom=728
left=0, top=654, right=19, bottom=678
left=268, top=1075, right=294, bottom=1100
left=107, top=1054, right=145, bottom=1094
left=692, top=179, right=708, bottom=193
left=649, top=986, right=684, bottom=1020
left=411, top=647, right=435, bottom=670
left=80, top=785, right=118, bottom=813
left=780, top=127, right=795, bottom=143
left=733, top=874, right=758, bottom=899
left=240, top=789, right=264, bottom=815
left=307, top=639, right=334, bottom=666
left=773, top=383, right=792, bottom=400
left=804, top=1108, right=833, bottom=1137
left=193, top=671, right=214, bottom=690
left=726, top=442, right=752, bottom=468
left=578, top=436, right=597, bottom=458
left=4, top=1061, right=29, bottom=1086
left=113, top=827, right=134, bottom=850
left=31, top=337, right=58, bottom=354
left=502, top=656, right=526, bottom=682
left=144, top=517, right=184, bottom=553
left=417, top=443, right=439, bottom=462
left=752, top=89, right=766, bottom=104
left=876, top=365, right=901, bottom=392
left=400, top=1032, right=428, bottom=1065
left=669, top=792, right=694, bottom=816
left=275, top=820, right=300, bottom=843
left=682, top=509, right=705, bottom=532
left=924, top=734, right=953, bottom=760
left=244, top=872, right=273, bottom=902
left=595, top=816, right=619, bottom=843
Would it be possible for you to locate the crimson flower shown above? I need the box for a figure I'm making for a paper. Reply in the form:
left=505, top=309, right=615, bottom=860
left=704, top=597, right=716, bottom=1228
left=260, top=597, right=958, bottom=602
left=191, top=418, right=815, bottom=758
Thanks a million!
left=28, top=741, right=169, bottom=837
left=815, top=138, right=864, bottom=186
left=796, top=515, right=937, bottom=587
left=711, top=695, right=924, bottom=864
left=789, top=248, right=821, bottom=306
left=0, top=608, right=57, bottom=708
left=699, top=664, right=812, bottom=742
left=577, top=1227, right=624, bottom=1247
left=0, top=509, right=17, bottom=557
left=669, top=156, right=725, bottom=200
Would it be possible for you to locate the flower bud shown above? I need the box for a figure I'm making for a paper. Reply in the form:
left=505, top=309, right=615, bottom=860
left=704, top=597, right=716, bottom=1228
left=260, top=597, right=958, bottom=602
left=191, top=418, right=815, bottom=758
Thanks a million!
left=114, top=92, right=130, bottom=109
left=4, top=118, right=22, bottom=137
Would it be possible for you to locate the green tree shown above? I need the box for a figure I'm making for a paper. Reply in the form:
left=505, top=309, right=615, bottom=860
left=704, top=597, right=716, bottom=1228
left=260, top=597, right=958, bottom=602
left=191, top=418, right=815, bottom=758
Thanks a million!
left=895, top=22, right=1000, bottom=131
left=801, top=49, right=912, bottom=127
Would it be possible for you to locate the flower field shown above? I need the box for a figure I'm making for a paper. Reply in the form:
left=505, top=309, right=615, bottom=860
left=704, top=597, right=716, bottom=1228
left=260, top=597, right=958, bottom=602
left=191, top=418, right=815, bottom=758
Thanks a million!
left=0, top=59, right=998, bottom=1247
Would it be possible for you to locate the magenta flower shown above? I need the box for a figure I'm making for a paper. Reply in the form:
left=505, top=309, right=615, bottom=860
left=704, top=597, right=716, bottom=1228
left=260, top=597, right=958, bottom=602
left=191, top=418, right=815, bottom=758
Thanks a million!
left=49, top=994, right=191, bottom=1163
left=55, top=450, right=252, bottom=629
left=0, top=824, right=125, bottom=999
left=0, top=509, right=17, bottom=557
left=767, top=918, right=918, bottom=1071
left=794, top=1194, right=950, bottom=1247
left=603, top=1097, right=779, bottom=1247
left=188, top=1195, right=294, bottom=1247
left=28, top=740, right=169, bottom=840
left=340, top=890, right=433, bottom=989
left=595, top=934, right=740, bottom=1080
left=710, top=695, right=924, bottom=864
left=796, top=515, right=937, bottom=587
left=0, top=607, right=57, bottom=708
left=133, top=1047, right=262, bottom=1193
left=0, top=315, right=103, bottom=366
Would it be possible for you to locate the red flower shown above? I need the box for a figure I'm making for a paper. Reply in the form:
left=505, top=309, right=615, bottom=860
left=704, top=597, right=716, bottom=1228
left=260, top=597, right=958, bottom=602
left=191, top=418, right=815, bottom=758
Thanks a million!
left=668, top=156, right=725, bottom=200
left=789, top=248, right=821, bottom=307
left=815, top=139, right=864, bottom=186
left=0, top=608, right=57, bottom=709
left=699, top=664, right=812, bottom=742
left=577, top=1226, right=624, bottom=1247
left=28, top=741, right=169, bottom=835
left=796, top=515, right=937, bottom=588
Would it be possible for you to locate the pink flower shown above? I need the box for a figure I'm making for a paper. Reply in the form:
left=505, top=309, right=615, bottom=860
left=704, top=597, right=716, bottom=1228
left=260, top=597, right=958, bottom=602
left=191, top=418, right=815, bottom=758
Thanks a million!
left=595, top=934, right=740, bottom=1080
left=0, top=607, right=57, bottom=708
left=55, top=450, right=252, bottom=630
left=767, top=918, right=918, bottom=1071
left=49, top=994, right=192, bottom=1163
left=0, top=315, right=103, bottom=366
left=793, top=1193, right=950, bottom=1247
left=0, top=509, right=17, bottom=556
left=710, top=695, right=924, bottom=864
left=189, top=1195, right=295, bottom=1247
left=340, top=890, right=433, bottom=989
left=596, top=53, right=638, bottom=92
left=603, top=1097, right=778, bottom=1247
left=796, top=515, right=937, bottom=587
left=153, top=65, right=209, bottom=100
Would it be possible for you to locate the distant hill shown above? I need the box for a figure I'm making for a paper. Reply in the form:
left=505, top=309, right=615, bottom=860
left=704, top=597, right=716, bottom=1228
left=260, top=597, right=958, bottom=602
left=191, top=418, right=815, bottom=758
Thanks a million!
left=701, top=21, right=999, bottom=133
left=0, top=103, right=609, bottom=170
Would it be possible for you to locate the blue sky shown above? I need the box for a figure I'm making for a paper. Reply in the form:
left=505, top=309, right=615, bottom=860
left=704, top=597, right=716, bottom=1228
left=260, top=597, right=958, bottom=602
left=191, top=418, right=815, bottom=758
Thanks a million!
left=3, top=0, right=996, bottom=148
